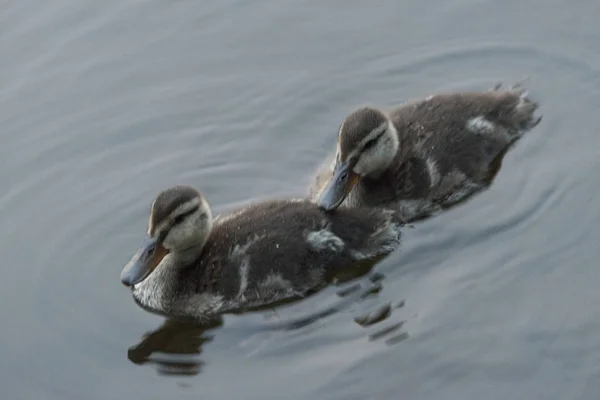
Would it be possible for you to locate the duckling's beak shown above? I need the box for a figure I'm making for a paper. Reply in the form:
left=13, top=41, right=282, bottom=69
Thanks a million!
left=317, top=160, right=359, bottom=211
left=121, top=236, right=169, bottom=287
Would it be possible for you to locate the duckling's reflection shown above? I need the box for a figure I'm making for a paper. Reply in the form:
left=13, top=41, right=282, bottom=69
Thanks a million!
left=127, top=259, right=399, bottom=376
left=128, top=317, right=222, bottom=376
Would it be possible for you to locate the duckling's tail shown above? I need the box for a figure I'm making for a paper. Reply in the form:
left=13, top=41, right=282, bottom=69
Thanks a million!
left=491, top=78, right=543, bottom=135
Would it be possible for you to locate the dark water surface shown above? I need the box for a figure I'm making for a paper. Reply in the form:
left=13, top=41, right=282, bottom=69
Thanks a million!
left=2, top=0, right=600, bottom=399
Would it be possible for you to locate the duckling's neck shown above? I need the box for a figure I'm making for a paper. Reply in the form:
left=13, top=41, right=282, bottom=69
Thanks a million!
left=132, top=255, right=179, bottom=314
left=344, top=173, right=399, bottom=208
left=344, top=180, right=368, bottom=208
left=132, top=245, right=205, bottom=315
left=171, top=245, right=205, bottom=265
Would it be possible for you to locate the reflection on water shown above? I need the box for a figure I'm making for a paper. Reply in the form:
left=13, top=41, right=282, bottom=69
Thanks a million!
left=128, top=318, right=222, bottom=376
left=127, top=269, right=410, bottom=377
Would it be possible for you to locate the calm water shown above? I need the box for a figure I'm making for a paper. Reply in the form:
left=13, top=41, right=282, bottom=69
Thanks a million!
left=2, top=0, right=600, bottom=399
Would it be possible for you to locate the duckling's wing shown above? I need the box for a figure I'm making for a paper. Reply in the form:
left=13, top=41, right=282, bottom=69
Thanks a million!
left=327, top=207, right=403, bottom=261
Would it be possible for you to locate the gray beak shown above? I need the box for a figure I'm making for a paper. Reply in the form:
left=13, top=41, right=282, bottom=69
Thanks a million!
left=121, top=235, right=168, bottom=287
left=317, top=160, right=359, bottom=211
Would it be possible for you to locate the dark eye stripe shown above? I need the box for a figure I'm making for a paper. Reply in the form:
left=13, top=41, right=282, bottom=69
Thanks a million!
left=172, top=205, right=200, bottom=225
left=157, top=205, right=201, bottom=240
left=364, top=131, right=384, bottom=150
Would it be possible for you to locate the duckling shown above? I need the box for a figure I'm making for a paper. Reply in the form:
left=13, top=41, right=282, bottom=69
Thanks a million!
left=121, top=185, right=403, bottom=319
left=311, top=83, right=542, bottom=220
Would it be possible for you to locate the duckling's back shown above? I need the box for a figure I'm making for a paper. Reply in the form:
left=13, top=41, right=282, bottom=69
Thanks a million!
left=391, top=88, right=541, bottom=181
left=194, top=199, right=403, bottom=307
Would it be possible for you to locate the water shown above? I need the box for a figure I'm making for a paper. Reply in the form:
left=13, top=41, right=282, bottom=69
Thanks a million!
left=2, top=0, right=600, bottom=399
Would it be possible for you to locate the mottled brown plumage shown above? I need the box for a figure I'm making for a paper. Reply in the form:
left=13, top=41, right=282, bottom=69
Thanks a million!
left=310, top=83, right=543, bottom=221
left=122, top=186, right=403, bottom=319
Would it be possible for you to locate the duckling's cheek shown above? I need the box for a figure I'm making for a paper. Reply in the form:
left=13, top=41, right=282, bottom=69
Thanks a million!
left=353, top=159, right=367, bottom=175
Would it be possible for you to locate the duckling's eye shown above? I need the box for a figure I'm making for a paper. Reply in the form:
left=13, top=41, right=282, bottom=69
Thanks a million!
left=364, top=139, right=377, bottom=150
left=171, top=205, right=200, bottom=227
left=173, top=214, right=186, bottom=225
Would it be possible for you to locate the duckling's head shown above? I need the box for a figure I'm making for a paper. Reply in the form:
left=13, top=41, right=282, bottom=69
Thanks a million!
left=318, top=106, right=399, bottom=210
left=120, top=185, right=213, bottom=287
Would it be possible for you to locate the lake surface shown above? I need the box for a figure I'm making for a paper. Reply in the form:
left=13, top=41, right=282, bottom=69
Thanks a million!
left=2, top=0, right=600, bottom=399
